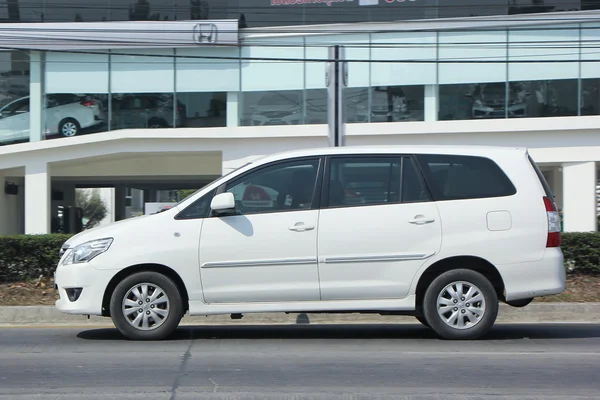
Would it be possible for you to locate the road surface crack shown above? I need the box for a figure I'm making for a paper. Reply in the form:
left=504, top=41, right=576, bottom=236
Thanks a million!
left=169, top=340, right=193, bottom=400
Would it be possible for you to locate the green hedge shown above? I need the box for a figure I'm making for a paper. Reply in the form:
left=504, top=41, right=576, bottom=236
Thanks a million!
left=0, top=232, right=598, bottom=283
left=561, top=232, right=600, bottom=274
left=0, top=234, right=73, bottom=283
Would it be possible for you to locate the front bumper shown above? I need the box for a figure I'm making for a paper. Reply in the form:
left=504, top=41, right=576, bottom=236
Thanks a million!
left=499, top=247, right=566, bottom=302
left=54, top=262, right=115, bottom=316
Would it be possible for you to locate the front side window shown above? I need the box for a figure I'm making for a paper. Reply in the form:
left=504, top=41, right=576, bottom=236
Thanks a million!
left=175, top=189, right=215, bottom=220
left=224, top=159, right=320, bottom=215
left=415, top=154, right=517, bottom=200
left=328, top=157, right=402, bottom=207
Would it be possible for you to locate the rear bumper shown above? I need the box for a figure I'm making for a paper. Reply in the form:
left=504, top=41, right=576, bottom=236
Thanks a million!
left=498, top=247, right=566, bottom=302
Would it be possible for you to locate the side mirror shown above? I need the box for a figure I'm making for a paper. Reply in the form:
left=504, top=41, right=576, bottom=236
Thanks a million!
left=210, top=192, right=236, bottom=213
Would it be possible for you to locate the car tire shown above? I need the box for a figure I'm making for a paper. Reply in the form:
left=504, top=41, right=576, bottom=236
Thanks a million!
left=109, top=271, right=183, bottom=341
left=59, top=118, right=81, bottom=137
left=415, top=314, right=430, bottom=328
left=422, top=269, right=498, bottom=340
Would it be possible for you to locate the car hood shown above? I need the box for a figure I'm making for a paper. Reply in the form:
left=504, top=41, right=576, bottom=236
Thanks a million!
left=62, top=208, right=177, bottom=249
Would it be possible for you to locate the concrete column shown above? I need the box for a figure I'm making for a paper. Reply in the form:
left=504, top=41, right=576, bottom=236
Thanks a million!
left=0, top=174, right=8, bottom=235
left=562, top=161, right=597, bottom=232
left=25, top=161, right=50, bottom=234
left=424, top=84, right=439, bottom=122
left=114, top=186, right=126, bottom=221
left=226, top=92, right=240, bottom=127
left=29, top=51, right=45, bottom=142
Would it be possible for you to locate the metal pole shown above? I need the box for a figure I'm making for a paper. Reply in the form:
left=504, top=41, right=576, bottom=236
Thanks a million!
left=326, top=45, right=347, bottom=147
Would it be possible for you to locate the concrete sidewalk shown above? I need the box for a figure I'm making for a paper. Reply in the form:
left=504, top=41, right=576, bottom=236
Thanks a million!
left=1, top=302, right=599, bottom=327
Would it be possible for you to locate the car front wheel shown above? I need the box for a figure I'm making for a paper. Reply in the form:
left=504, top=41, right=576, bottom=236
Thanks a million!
left=59, top=118, right=81, bottom=137
left=422, top=269, right=498, bottom=340
left=109, top=271, right=183, bottom=340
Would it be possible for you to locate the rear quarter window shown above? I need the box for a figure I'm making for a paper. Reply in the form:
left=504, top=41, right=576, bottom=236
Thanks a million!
left=415, top=154, right=517, bottom=201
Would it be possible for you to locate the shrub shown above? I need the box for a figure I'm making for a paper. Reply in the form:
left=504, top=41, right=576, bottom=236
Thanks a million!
left=0, top=232, right=599, bottom=284
left=0, top=234, right=72, bottom=283
left=561, top=232, right=600, bottom=275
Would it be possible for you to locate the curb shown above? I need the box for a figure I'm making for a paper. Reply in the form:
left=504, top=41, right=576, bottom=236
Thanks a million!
left=0, top=303, right=599, bottom=327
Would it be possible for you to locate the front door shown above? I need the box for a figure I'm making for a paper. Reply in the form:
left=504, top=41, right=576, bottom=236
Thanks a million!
left=199, top=157, right=323, bottom=303
left=317, top=155, right=442, bottom=301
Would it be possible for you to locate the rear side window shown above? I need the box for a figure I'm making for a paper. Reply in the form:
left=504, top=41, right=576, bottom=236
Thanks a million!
left=415, top=154, right=516, bottom=201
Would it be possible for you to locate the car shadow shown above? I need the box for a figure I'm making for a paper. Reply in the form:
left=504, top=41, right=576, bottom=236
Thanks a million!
left=76, top=322, right=600, bottom=342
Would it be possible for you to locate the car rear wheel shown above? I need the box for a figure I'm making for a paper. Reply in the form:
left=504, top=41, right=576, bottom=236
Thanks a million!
left=109, top=271, right=183, bottom=340
left=422, top=269, right=498, bottom=340
left=59, top=118, right=81, bottom=137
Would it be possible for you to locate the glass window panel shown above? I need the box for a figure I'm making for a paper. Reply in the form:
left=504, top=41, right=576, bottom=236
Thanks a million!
left=508, top=79, right=578, bottom=118
left=328, top=157, right=401, bottom=208
left=439, top=82, right=508, bottom=121
left=241, top=39, right=304, bottom=91
left=110, top=93, right=175, bottom=130
left=305, top=89, right=327, bottom=125
left=371, top=32, right=437, bottom=86
left=225, top=159, right=320, bottom=215
left=581, top=79, right=600, bottom=116
left=345, top=85, right=424, bottom=123
left=508, top=26, right=580, bottom=81
left=177, top=92, right=226, bottom=128
left=176, top=48, right=240, bottom=92
left=43, top=93, right=108, bottom=140
left=43, top=0, right=109, bottom=22
left=438, top=30, right=507, bottom=85
left=110, top=49, right=174, bottom=93
left=46, top=52, right=109, bottom=94
left=580, top=24, right=600, bottom=80
left=240, top=90, right=303, bottom=127
left=0, top=50, right=30, bottom=145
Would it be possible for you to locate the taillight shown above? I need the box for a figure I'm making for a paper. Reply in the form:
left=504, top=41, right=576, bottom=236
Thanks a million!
left=80, top=100, right=96, bottom=107
left=543, top=196, right=561, bottom=247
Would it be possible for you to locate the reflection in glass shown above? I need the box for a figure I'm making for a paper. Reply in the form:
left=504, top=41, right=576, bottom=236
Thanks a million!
left=109, top=93, right=178, bottom=130
left=440, top=79, right=579, bottom=120
left=508, top=80, right=578, bottom=118
left=176, top=92, right=226, bottom=128
left=345, top=86, right=424, bottom=123
left=0, top=50, right=30, bottom=145
left=581, top=79, right=600, bottom=116
left=241, top=90, right=304, bottom=126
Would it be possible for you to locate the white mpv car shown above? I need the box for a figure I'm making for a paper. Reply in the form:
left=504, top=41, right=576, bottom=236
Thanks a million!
left=55, top=145, right=565, bottom=340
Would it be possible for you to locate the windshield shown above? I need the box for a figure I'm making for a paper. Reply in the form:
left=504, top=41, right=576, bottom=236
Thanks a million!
left=173, top=162, right=253, bottom=207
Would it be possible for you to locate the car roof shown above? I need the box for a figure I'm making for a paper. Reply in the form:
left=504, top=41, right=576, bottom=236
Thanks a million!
left=253, top=145, right=528, bottom=165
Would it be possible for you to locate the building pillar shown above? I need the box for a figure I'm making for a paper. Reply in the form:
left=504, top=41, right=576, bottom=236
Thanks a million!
left=29, top=51, right=45, bottom=142
left=114, top=185, right=126, bottom=221
left=424, top=84, right=439, bottom=122
left=25, top=161, right=50, bottom=234
left=226, top=91, right=240, bottom=127
left=0, top=174, right=7, bottom=235
left=562, top=161, right=597, bottom=232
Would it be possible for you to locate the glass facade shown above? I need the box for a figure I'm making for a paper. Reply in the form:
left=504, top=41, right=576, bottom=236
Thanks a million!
left=0, top=0, right=594, bottom=27
left=0, top=50, right=30, bottom=146
left=0, top=18, right=598, bottom=144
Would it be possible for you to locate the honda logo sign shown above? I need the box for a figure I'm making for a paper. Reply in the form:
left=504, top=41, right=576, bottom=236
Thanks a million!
left=193, top=23, right=218, bottom=44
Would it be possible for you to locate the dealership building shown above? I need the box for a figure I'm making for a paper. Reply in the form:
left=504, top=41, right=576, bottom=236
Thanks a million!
left=0, top=0, right=599, bottom=235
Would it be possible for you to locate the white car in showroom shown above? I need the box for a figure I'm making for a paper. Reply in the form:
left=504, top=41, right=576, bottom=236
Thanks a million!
left=54, top=145, right=565, bottom=341
left=0, top=93, right=105, bottom=144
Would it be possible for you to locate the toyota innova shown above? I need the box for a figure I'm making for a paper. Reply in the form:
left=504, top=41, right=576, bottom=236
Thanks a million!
left=54, top=145, right=565, bottom=340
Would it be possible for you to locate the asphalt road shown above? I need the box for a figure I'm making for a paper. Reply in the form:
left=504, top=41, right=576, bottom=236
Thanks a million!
left=1, top=323, right=600, bottom=399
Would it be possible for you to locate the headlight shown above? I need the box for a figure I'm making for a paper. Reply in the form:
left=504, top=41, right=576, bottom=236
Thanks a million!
left=61, top=238, right=113, bottom=266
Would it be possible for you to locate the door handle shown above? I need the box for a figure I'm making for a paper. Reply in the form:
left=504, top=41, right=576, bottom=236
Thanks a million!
left=408, top=215, right=436, bottom=225
left=289, top=222, right=315, bottom=232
